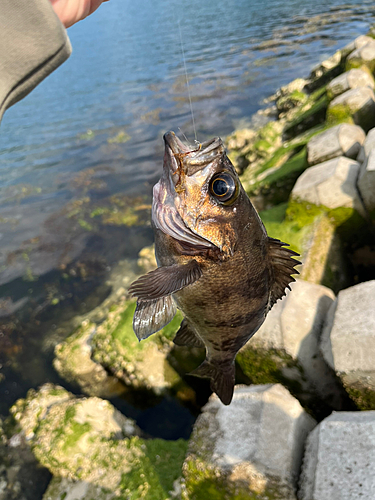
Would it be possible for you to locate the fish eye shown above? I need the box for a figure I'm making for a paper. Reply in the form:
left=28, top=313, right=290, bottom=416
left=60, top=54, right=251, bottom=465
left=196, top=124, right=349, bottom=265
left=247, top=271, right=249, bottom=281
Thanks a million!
left=209, top=172, right=238, bottom=205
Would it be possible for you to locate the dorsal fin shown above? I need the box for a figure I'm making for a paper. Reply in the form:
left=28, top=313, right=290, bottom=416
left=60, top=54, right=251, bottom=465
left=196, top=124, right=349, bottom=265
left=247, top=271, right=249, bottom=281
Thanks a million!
left=268, top=237, right=300, bottom=310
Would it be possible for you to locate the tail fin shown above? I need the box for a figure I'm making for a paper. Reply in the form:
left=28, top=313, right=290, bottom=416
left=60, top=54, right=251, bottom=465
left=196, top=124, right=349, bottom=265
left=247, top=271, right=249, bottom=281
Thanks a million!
left=190, top=360, right=235, bottom=405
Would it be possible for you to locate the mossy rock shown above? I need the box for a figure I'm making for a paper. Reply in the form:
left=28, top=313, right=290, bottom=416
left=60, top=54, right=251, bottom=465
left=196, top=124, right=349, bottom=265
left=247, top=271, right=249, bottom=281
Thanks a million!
left=283, top=90, right=328, bottom=140
left=91, top=299, right=195, bottom=401
left=341, top=373, right=375, bottom=411
left=14, top=387, right=187, bottom=500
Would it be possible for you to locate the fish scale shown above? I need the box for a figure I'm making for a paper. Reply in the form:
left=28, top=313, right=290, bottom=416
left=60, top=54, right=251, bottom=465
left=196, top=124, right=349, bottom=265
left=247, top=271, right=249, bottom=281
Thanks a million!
left=129, top=131, right=300, bottom=405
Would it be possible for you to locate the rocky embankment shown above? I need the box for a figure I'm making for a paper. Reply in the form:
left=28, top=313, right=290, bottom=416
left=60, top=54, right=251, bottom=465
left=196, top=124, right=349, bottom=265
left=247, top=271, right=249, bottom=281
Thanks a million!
left=2, top=33, right=375, bottom=500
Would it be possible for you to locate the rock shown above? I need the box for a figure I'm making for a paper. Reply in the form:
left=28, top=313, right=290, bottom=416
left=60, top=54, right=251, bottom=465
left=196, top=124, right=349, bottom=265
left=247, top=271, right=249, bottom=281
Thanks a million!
left=292, top=156, right=365, bottom=217
left=310, top=51, right=342, bottom=81
left=341, top=35, right=374, bottom=58
left=327, top=68, right=374, bottom=100
left=327, top=86, right=375, bottom=132
left=299, top=412, right=375, bottom=500
left=53, top=320, right=126, bottom=398
left=320, top=280, right=375, bottom=409
left=12, top=385, right=187, bottom=499
left=306, top=123, right=365, bottom=166
left=137, top=243, right=157, bottom=273
left=43, top=477, right=116, bottom=500
left=182, top=384, right=316, bottom=500
left=91, top=299, right=196, bottom=402
left=358, top=148, right=375, bottom=215
left=0, top=418, right=51, bottom=500
left=346, top=39, right=375, bottom=73
left=357, top=126, right=375, bottom=163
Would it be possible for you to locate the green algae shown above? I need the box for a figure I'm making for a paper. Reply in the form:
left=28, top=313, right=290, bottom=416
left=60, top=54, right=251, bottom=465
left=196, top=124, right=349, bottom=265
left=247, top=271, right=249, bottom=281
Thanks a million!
left=326, top=103, right=354, bottom=126
left=283, top=93, right=328, bottom=139
left=246, top=147, right=308, bottom=206
left=344, top=383, right=375, bottom=411
left=119, top=437, right=187, bottom=500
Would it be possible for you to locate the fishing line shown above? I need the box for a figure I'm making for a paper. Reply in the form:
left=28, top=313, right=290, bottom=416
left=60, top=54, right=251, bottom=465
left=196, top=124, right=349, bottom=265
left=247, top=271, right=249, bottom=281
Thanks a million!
left=178, top=20, right=198, bottom=144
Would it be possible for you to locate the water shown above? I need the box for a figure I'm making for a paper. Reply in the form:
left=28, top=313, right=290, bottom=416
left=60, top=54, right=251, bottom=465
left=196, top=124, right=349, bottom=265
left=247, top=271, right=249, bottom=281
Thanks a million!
left=0, top=0, right=375, bottom=430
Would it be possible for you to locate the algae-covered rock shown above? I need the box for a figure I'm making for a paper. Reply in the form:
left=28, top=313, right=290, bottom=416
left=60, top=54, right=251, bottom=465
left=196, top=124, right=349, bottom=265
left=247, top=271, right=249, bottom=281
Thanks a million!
left=346, top=39, right=375, bottom=73
left=320, top=281, right=375, bottom=410
left=327, top=87, right=375, bottom=132
left=53, top=320, right=126, bottom=398
left=182, top=385, right=316, bottom=500
left=306, top=123, right=365, bottom=166
left=292, top=157, right=366, bottom=217
left=11, top=385, right=187, bottom=499
left=91, top=299, right=195, bottom=401
left=327, top=68, right=374, bottom=100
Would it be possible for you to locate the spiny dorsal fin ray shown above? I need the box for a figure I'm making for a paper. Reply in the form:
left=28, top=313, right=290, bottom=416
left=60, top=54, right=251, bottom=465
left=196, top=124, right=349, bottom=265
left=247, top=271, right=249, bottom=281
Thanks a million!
left=268, top=237, right=300, bottom=310
left=129, top=260, right=202, bottom=300
left=190, top=360, right=235, bottom=405
left=133, top=296, right=176, bottom=341
left=173, top=319, right=203, bottom=348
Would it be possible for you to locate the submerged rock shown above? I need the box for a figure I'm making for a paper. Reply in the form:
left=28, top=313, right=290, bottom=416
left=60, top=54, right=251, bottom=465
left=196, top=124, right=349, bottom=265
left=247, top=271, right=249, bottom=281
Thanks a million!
left=320, top=280, right=375, bottom=410
left=299, top=412, right=375, bottom=500
left=182, top=384, right=316, bottom=500
left=306, top=123, right=365, bottom=166
left=11, top=385, right=187, bottom=499
left=53, top=320, right=126, bottom=398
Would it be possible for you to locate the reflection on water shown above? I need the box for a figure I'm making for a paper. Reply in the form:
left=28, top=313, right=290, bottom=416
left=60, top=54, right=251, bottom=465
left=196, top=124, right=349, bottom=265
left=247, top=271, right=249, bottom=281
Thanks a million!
left=0, top=0, right=375, bottom=431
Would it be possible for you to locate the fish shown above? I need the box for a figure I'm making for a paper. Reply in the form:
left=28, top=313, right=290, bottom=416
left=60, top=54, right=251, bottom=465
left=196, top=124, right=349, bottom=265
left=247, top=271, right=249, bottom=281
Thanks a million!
left=129, top=131, right=300, bottom=405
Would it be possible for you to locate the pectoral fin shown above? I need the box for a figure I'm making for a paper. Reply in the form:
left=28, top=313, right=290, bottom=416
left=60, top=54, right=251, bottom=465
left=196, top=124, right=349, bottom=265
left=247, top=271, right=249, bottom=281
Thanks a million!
left=133, top=296, right=176, bottom=341
left=268, top=237, right=301, bottom=309
left=173, top=319, right=203, bottom=348
left=129, top=260, right=202, bottom=300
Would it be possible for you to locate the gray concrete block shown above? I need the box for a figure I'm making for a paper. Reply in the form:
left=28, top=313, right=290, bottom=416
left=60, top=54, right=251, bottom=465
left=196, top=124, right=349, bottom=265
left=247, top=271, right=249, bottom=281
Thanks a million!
left=327, top=69, right=374, bottom=99
left=299, top=411, right=375, bottom=500
left=358, top=148, right=375, bottom=213
left=356, top=126, right=375, bottom=163
left=183, top=384, right=316, bottom=499
left=251, top=280, right=337, bottom=401
left=292, top=156, right=365, bottom=217
left=320, top=280, right=375, bottom=409
left=341, top=35, right=374, bottom=58
left=307, top=123, right=365, bottom=166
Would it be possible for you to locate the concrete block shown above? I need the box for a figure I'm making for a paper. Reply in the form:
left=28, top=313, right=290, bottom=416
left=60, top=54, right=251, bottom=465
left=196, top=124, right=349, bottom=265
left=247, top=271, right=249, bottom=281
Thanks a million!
left=320, top=280, right=375, bottom=409
left=358, top=148, right=375, bottom=214
left=357, top=126, right=375, bottom=163
left=292, top=156, right=365, bottom=217
left=341, top=35, right=374, bottom=58
left=328, top=86, right=375, bottom=132
left=183, top=384, right=316, bottom=500
left=299, top=411, right=375, bottom=500
left=327, top=68, right=374, bottom=99
left=307, top=123, right=365, bottom=166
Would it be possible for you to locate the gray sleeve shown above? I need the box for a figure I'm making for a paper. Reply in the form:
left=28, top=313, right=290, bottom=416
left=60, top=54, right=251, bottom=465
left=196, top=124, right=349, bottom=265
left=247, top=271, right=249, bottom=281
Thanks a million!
left=0, top=0, right=72, bottom=122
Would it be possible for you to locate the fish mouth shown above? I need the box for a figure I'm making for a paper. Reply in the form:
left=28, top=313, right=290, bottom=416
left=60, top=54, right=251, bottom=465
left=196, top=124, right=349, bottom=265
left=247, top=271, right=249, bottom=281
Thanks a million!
left=163, top=131, right=225, bottom=179
left=151, top=131, right=218, bottom=251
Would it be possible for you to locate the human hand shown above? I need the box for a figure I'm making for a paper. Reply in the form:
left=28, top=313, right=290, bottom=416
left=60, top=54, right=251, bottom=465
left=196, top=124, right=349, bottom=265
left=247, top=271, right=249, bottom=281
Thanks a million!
left=49, top=0, right=110, bottom=28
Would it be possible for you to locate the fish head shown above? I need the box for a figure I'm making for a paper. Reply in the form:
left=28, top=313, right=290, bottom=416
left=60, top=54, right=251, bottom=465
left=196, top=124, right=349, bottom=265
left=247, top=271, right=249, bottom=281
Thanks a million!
left=153, top=131, right=252, bottom=256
